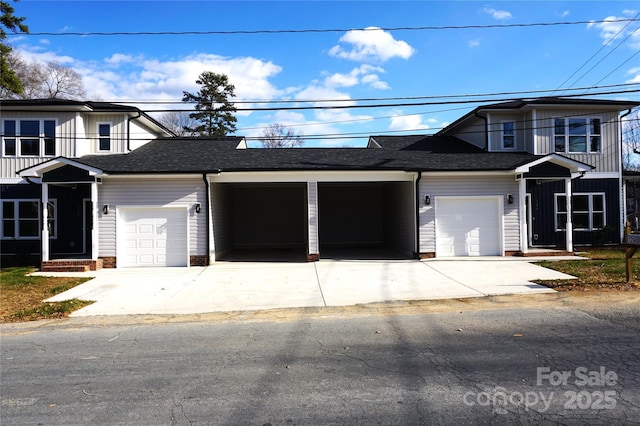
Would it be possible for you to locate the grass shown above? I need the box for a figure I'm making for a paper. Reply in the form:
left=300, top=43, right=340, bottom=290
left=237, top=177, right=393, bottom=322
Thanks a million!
left=0, top=267, right=93, bottom=323
left=536, top=247, right=640, bottom=291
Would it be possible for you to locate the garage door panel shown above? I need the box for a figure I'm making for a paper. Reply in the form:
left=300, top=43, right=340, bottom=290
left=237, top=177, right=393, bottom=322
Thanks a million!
left=436, top=198, right=501, bottom=257
left=119, top=208, right=188, bottom=267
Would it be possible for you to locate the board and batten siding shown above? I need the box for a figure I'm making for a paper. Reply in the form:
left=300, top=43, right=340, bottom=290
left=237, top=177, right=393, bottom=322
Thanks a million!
left=534, top=109, right=620, bottom=173
left=450, top=116, right=486, bottom=150
left=418, top=175, right=520, bottom=254
left=98, top=176, right=206, bottom=257
left=1, top=111, right=77, bottom=178
left=486, top=112, right=527, bottom=152
left=85, top=114, right=128, bottom=154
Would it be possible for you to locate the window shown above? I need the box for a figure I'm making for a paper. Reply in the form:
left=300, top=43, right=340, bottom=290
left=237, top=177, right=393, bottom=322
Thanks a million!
left=0, top=199, right=56, bottom=239
left=2, top=119, right=56, bottom=157
left=502, top=121, right=515, bottom=149
left=554, top=117, right=601, bottom=153
left=98, top=123, right=111, bottom=151
left=555, top=193, right=605, bottom=231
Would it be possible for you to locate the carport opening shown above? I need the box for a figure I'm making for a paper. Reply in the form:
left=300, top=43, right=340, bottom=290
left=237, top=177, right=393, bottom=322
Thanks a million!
left=212, top=183, right=308, bottom=262
left=317, top=182, right=415, bottom=260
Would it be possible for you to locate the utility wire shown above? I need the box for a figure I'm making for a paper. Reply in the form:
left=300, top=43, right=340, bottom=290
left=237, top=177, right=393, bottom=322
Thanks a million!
left=553, top=12, right=640, bottom=95
left=11, top=18, right=639, bottom=37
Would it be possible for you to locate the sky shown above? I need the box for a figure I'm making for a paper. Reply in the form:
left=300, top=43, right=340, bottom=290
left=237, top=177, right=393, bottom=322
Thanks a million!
left=6, top=0, right=640, bottom=147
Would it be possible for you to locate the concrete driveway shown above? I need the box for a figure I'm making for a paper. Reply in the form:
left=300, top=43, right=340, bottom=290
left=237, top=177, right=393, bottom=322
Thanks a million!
left=42, top=257, right=576, bottom=317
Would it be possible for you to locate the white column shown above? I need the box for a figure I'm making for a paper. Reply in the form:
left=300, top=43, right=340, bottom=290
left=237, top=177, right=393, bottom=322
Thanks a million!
left=91, top=182, right=99, bottom=260
left=307, top=181, right=319, bottom=259
left=565, top=177, right=573, bottom=253
left=207, top=176, right=215, bottom=264
left=519, top=177, right=528, bottom=254
left=41, top=183, right=50, bottom=261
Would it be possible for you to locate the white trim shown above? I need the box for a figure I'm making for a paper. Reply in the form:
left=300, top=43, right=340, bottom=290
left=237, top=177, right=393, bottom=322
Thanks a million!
left=421, top=171, right=514, bottom=177
left=501, top=120, right=516, bottom=150
left=0, top=178, right=29, bottom=184
left=580, top=172, right=620, bottom=179
left=554, top=192, right=606, bottom=232
left=486, top=112, right=493, bottom=152
left=97, top=122, right=112, bottom=152
left=532, top=109, right=538, bottom=155
left=18, top=157, right=105, bottom=177
left=209, top=170, right=417, bottom=183
left=514, top=154, right=592, bottom=174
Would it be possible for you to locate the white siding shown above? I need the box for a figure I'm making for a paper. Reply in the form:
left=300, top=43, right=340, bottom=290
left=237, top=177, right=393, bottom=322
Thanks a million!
left=98, top=176, right=206, bottom=257
left=85, top=114, right=128, bottom=154
left=419, top=175, right=520, bottom=254
left=0, top=111, right=76, bottom=178
left=129, top=120, right=160, bottom=151
left=307, top=181, right=319, bottom=255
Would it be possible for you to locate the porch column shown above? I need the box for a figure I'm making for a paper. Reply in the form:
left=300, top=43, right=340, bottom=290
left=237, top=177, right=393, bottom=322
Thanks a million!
left=41, top=183, right=49, bottom=261
left=518, top=177, right=528, bottom=254
left=307, top=181, right=319, bottom=260
left=565, top=177, right=573, bottom=253
left=91, top=181, right=99, bottom=260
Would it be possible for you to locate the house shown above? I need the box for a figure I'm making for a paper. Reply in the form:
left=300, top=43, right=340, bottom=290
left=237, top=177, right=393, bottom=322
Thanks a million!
left=1, top=97, right=637, bottom=270
left=1, top=99, right=174, bottom=267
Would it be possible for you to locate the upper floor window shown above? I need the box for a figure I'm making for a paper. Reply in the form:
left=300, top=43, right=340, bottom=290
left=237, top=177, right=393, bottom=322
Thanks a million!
left=555, top=193, right=605, bottom=231
left=1, top=199, right=57, bottom=239
left=502, top=121, right=515, bottom=149
left=2, top=119, right=56, bottom=157
left=554, top=117, right=601, bottom=154
left=98, top=123, right=111, bottom=151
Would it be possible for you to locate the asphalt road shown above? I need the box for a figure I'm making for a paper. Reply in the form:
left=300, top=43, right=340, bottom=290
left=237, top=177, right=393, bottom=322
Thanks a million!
left=1, top=294, right=640, bottom=425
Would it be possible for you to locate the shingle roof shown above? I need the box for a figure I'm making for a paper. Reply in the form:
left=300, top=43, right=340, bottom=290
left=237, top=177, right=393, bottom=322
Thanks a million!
left=76, top=135, right=540, bottom=174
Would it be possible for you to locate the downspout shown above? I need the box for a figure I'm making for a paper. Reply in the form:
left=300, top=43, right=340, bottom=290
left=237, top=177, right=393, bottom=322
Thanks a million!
left=415, top=171, right=422, bottom=258
left=126, top=112, right=142, bottom=152
left=475, top=111, right=488, bottom=151
left=202, top=173, right=210, bottom=266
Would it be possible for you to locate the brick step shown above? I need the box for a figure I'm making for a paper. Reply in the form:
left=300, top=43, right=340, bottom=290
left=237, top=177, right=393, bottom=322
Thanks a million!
left=41, top=265, right=90, bottom=272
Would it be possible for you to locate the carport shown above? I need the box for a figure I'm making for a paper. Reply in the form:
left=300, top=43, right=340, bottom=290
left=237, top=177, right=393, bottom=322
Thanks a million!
left=318, top=182, right=416, bottom=259
left=210, top=182, right=309, bottom=261
left=208, top=171, right=417, bottom=262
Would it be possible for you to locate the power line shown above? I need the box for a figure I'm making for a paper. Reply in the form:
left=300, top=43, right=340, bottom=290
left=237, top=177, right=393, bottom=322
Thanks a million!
left=10, top=18, right=639, bottom=37
left=111, top=82, right=640, bottom=105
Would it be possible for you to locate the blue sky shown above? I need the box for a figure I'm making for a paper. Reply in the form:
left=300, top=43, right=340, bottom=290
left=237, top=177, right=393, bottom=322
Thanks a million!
left=7, top=1, right=640, bottom=146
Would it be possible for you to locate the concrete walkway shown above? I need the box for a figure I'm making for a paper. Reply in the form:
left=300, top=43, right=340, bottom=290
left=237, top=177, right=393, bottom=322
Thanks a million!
left=41, top=257, right=577, bottom=317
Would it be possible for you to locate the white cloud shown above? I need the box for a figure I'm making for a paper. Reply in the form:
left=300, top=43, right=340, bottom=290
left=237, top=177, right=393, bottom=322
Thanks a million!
left=483, top=7, right=513, bottom=20
left=104, top=53, right=136, bottom=65
left=468, top=39, right=481, bottom=48
left=329, top=27, right=415, bottom=63
left=588, top=13, right=640, bottom=49
left=556, top=10, right=570, bottom=18
left=627, top=67, right=640, bottom=83
left=323, top=64, right=389, bottom=90
left=389, top=114, right=431, bottom=132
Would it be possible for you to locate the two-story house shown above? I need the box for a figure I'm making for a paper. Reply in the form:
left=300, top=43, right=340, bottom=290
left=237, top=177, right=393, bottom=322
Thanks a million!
left=1, top=99, right=174, bottom=267
left=2, top=97, right=637, bottom=270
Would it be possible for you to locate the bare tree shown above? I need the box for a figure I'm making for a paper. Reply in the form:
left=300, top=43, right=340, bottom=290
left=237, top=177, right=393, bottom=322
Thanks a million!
left=259, top=123, right=304, bottom=148
left=0, top=54, right=85, bottom=99
left=157, top=110, right=199, bottom=137
left=624, top=107, right=640, bottom=171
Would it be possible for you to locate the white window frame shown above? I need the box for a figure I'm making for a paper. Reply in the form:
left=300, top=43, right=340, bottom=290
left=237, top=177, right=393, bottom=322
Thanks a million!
left=554, top=192, right=606, bottom=231
left=2, top=119, right=57, bottom=157
left=0, top=199, right=57, bottom=240
left=553, top=117, right=601, bottom=154
left=97, top=122, right=112, bottom=152
left=501, top=121, right=516, bottom=150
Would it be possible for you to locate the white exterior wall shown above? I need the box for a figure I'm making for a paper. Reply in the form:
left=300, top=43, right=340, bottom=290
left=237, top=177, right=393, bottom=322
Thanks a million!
left=487, top=112, right=526, bottom=152
left=98, top=176, right=206, bottom=257
left=418, top=174, right=520, bottom=254
left=450, top=116, right=486, bottom=149
left=129, top=119, right=160, bottom=151
left=0, top=111, right=76, bottom=178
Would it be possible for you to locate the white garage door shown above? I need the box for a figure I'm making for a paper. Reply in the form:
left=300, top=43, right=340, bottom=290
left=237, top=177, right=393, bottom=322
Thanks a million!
left=119, top=207, right=188, bottom=267
left=436, top=198, right=501, bottom=257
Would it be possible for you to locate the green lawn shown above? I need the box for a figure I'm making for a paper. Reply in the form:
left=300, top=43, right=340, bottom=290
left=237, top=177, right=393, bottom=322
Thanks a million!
left=536, top=248, right=640, bottom=291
